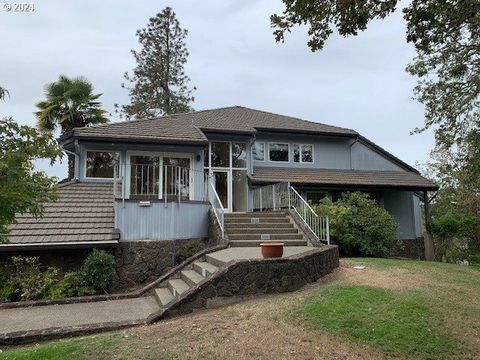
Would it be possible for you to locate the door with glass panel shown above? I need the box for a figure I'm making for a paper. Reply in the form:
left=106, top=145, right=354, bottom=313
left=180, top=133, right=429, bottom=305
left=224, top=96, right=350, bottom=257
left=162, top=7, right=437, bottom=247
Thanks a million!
left=212, top=170, right=230, bottom=211
left=207, top=141, right=248, bottom=213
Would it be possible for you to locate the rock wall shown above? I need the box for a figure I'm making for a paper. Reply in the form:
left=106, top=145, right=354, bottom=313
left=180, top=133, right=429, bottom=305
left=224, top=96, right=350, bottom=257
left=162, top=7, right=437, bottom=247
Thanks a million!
left=161, top=245, right=339, bottom=318
left=113, top=237, right=211, bottom=291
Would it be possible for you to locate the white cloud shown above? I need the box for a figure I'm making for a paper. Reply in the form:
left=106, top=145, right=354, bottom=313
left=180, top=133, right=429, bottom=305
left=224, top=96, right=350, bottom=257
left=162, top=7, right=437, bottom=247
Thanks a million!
left=0, top=0, right=434, bottom=178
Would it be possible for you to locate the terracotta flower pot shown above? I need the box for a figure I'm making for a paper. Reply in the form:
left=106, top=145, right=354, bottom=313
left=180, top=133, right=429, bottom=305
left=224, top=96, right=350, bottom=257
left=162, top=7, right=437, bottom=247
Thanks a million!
left=260, top=243, right=284, bottom=258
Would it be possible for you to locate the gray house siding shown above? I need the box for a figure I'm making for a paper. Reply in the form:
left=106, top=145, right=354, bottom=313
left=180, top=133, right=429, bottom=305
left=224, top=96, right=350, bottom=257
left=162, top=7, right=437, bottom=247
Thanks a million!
left=350, top=142, right=404, bottom=171
left=253, top=133, right=407, bottom=172
left=384, top=191, right=417, bottom=239
left=253, top=133, right=351, bottom=170
left=114, top=201, right=209, bottom=241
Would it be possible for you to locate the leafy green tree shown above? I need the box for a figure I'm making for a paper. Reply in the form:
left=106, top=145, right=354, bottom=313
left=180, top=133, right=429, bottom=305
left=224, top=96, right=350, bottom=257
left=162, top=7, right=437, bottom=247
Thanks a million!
left=118, top=7, right=195, bottom=119
left=271, top=0, right=479, bottom=154
left=0, top=119, right=62, bottom=242
left=314, top=192, right=399, bottom=257
left=35, top=75, right=109, bottom=179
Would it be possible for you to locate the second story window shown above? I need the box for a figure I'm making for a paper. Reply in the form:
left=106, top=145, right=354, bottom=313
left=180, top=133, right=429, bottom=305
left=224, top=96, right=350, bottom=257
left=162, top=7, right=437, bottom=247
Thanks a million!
left=252, top=142, right=265, bottom=161
left=85, top=151, right=119, bottom=178
left=269, top=143, right=289, bottom=162
left=293, top=144, right=313, bottom=163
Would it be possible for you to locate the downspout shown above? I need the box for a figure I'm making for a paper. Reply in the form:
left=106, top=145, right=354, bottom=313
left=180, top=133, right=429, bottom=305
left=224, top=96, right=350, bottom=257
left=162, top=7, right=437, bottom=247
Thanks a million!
left=349, top=136, right=360, bottom=170
left=61, top=147, right=79, bottom=182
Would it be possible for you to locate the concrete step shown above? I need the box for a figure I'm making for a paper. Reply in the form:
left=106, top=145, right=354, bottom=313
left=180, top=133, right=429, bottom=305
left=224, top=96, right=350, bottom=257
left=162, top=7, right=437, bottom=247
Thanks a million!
left=228, top=233, right=304, bottom=240
left=167, top=278, right=190, bottom=297
left=154, top=287, right=175, bottom=307
left=181, top=270, right=204, bottom=286
left=205, top=253, right=228, bottom=267
left=224, top=217, right=290, bottom=224
left=226, top=227, right=298, bottom=235
left=193, top=261, right=219, bottom=277
left=225, top=222, right=294, bottom=229
left=230, top=239, right=308, bottom=247
left=224, top=212, right=286, bottom=218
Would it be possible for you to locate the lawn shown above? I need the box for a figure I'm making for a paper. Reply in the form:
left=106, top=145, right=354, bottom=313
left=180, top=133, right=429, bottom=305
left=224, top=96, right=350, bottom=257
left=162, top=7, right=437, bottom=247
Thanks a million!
left=1, top=258, right=479, bottom=359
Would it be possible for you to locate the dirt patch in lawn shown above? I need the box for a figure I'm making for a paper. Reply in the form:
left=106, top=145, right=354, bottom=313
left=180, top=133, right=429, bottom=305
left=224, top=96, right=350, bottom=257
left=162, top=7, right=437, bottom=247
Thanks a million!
left=338, top=260, right=430, bottom=290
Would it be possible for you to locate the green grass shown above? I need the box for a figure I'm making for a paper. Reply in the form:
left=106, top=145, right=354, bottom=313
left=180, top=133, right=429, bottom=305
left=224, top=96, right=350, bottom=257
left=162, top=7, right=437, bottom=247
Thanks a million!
left=295, top=284, right=457, bottom=359
left=0, top=333, right=122, bottom=360
left=292, top=258, right=480, bottom=359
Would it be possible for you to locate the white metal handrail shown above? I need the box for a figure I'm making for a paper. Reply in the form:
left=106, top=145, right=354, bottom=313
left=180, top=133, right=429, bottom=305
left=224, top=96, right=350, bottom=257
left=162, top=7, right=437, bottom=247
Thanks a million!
left=251, top=182, right=330, bottom=244
left=208, top=183, right=225, bottom=238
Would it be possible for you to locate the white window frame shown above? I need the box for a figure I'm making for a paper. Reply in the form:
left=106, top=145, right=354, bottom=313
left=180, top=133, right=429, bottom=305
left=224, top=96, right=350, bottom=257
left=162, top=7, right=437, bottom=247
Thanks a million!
left=206, top=141, right=248, bottom=212
left=293, top=143, right=314, bottom=164
left=252, top=141, right=265, bottom=162
left=125, top=151, right=194, bottom=200
left=84, top=149, right=121, bottom=181
left=268, top=142, right=290, bottom=163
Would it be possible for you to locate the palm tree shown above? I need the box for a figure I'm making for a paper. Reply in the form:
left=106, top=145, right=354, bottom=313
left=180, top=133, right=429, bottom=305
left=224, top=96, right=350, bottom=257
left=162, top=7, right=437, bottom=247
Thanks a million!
left=0, top=86, right=8, bottom=100
left=35, top=75, right=110, bottom=179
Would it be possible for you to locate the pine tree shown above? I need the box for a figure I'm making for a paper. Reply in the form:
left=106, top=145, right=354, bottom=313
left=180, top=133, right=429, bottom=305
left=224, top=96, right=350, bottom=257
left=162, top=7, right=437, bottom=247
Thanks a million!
left=119, top=7, right=195, bottom=119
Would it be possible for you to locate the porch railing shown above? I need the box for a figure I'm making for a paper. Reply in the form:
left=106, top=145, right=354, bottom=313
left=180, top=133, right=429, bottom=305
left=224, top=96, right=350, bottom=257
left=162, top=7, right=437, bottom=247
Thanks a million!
left=113, top=164, right=225, bottom=238
left=113, top=164, right=209, bottom=202
left=251, top=182, right=330, bottom=244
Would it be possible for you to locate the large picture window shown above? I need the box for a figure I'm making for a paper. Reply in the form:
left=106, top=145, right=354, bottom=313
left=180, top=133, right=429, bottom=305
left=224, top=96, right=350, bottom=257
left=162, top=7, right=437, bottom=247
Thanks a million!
left=269, top=143, right=289, bottom=162
left=252, top=142, right=265, bottom=161
left=293, top=144, right=313, bottom=163
left=85, top=151, right=119, bottom=178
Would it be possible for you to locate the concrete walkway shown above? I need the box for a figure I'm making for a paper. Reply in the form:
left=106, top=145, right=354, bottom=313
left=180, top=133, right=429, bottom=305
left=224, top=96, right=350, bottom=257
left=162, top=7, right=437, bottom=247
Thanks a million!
left=0, top=296, right=159, bottom=342
left=207, top=246, right=313, bottom=264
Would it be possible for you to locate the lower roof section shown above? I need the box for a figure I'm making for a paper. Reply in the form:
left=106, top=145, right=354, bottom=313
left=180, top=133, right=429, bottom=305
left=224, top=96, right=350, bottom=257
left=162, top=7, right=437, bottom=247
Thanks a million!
left=250, top=167, right=438, bottom=191
left=5, top=181, right=120, bottom=249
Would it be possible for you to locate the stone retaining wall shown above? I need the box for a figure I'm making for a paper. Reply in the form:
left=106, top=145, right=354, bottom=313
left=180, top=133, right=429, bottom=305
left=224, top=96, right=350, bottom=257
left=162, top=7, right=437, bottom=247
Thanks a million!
left=149, top=245, right=339, bottom=321
left=113, top=237, right=210, bottom=291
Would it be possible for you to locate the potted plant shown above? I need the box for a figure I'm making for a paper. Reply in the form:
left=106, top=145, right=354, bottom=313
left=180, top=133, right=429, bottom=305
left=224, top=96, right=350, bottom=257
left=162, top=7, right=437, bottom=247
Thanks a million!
left=260, top=243, right=284, bottom=258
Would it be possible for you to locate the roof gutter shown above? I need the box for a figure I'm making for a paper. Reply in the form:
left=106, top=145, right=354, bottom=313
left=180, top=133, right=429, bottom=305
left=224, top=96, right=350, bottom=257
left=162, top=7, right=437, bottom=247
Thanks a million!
left=0, top=240, right=119, bottom=251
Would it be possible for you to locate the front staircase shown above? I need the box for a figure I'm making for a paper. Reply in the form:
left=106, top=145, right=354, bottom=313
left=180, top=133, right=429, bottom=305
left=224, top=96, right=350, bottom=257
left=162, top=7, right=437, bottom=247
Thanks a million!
left=153, top=258, right=220, bottom=308
left=224, top=211, right=308, bottom=247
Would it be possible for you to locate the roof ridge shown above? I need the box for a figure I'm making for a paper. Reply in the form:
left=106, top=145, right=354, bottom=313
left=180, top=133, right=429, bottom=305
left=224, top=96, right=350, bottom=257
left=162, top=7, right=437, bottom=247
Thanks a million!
left=234, top=106, right=357, bottom=134
left=72, top=106, right=243, bottom=132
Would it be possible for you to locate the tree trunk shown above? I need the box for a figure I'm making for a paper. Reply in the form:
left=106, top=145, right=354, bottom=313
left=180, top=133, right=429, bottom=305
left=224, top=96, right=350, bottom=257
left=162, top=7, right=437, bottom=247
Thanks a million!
left=68, top=154, right=75, bottom=181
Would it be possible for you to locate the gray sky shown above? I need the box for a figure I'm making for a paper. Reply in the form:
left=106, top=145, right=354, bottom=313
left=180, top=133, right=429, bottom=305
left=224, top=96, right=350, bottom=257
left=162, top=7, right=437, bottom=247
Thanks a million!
left=0, top=0, right=434, bottom=179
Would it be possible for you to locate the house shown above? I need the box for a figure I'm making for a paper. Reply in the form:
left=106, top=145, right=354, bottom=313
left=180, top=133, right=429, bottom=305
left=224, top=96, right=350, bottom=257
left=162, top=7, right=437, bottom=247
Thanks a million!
left=2, top=106, right=437, bottom=287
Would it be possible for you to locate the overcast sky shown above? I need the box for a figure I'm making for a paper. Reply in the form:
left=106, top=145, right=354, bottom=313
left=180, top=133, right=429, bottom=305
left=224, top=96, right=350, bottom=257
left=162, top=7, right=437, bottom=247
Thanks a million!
left=0, top=0, right=434, bottom=179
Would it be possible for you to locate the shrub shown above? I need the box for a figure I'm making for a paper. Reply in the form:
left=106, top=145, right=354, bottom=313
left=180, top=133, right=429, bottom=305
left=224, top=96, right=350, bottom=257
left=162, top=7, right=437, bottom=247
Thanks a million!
left=9, top=256, right=58, bottom=301
left=428, top=212, right=480, bottom=263
left=78, top=249, right=115, bottom=293
left=314, top=192, right=399, bottom=257
left=174, top=243, right=204, bottom=265
left=47, top=271, right=96, bottom=299
left=0, top=269, right=13, bottom=302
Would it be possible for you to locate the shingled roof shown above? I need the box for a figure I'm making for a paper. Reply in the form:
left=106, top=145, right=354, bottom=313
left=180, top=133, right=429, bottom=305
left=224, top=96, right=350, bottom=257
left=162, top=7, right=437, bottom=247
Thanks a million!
left=250, top=167, right=438, bottom=191
left=2, top=182, right=119, bottom=249
left=62, top=106, right=357, bottom=145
